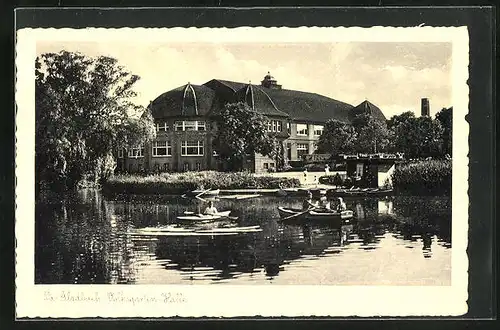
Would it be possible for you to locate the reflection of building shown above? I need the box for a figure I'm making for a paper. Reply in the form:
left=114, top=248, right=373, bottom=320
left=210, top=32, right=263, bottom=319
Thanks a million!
left=378, top=200, right=394, bottom=215
left=117, top=72, right=386, bottom=173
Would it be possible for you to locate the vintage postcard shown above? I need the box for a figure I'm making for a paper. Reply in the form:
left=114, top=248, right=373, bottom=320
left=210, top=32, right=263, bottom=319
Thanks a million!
left=16, top=26, right=469, bottom=318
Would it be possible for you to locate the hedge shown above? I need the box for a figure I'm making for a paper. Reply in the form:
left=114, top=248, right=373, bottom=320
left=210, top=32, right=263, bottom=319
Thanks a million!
left=102, top=171, right=301, bottom=195
left=392, top=160, right=452, bottom=195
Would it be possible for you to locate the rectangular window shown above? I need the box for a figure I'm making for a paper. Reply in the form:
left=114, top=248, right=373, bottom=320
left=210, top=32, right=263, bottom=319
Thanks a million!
left=297, top=143, right=309, bottom=158
left=287, top=122, right=291, bottom=134
left=297, top=124, right=308, bottom=136
left=152, top=140, right=172, bottom=157
left=184, top=121, right=197, bottom=131
left=196, top=162, right=201, bottom=171
left=128, top=147, right=144, bottom=158
left=175, top=121, right=184, bottom=131
left=314, top=125, right=324, bottom=136
left=263, top=163, right=269, bottom=169
left=175, top=121, right=206, bottom=131
left=156, top=122, right=169, bottom=132
left=197, top=121, right=206, bottom=131
left=267, top=120, right=283, bottom=132
left=117, top=149, right=124, bottom=158
left=181, top=140, right=204, bottom=156
left=163, top=163, right=170, bottom=172
left=183, top=162, right=190, bottom=171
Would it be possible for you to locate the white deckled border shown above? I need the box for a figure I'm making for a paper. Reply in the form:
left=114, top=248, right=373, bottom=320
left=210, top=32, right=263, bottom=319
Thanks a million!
left=15, top=26, right=469, bottom=318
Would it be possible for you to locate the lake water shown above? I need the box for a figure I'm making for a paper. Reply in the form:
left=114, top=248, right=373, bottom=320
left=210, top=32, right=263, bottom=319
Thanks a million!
left=35, top=190, right=451, bottom=285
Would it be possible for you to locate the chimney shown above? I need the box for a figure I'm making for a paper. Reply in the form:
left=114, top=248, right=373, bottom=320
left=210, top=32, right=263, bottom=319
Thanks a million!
left=421, top=98, right=430, bottom=117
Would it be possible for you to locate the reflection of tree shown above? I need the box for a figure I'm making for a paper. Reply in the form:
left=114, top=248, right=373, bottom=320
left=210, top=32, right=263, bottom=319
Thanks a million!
left=36, top=190, right=115, bottom=284
left=36, top=192, right=453, bottom=284
left=392, top=196, right=451, bottom=245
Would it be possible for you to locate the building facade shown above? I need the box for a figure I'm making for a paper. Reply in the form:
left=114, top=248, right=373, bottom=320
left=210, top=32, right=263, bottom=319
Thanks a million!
left=117, top=73, right=386, bottom=173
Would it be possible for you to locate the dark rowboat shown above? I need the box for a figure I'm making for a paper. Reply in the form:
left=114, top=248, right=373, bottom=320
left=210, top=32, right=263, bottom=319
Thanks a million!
left=277, top=207, right=354, bottom=225
left=276, top=188, right=310, bottom=197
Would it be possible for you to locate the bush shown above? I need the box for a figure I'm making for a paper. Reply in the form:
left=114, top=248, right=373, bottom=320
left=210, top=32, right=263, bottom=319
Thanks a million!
left=392, top=160, right=451, bottom=195
left=102, top=171, right=301, bottom=195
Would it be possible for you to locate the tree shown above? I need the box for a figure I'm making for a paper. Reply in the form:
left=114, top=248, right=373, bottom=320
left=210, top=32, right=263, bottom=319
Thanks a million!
left=213, top=102, right=279, bottom=171
left=36, top=51, right=155, bottom=191
left=387, top=111, right=416, bottom=129
left=316, top=119, right=357, bottom=155
left=435, top=107, right=452, bottom=157
left=355, top=117, right=391, bottom=153
left=390, top=113, right=444, bottom=159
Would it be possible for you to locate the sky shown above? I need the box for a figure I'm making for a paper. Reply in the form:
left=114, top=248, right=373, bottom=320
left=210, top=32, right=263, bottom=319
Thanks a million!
left=37, top=41, right=452, bottom=119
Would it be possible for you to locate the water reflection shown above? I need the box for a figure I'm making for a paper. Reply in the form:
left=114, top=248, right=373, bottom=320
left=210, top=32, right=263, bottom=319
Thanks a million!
left=36, top=191, right=451, bottom=285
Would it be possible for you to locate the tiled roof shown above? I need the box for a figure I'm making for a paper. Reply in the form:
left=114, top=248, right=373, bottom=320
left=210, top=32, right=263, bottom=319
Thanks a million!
left=235, top=84, right=290, bottom=118
left=349, top=100, right=387, bottom=122
left=261, top=87, right=354, bottom=123
left=150, top=83, right=217, bottom=118
left=149, top=78, right=385, bottom=124
left=206, top=79, right=355, bottom=123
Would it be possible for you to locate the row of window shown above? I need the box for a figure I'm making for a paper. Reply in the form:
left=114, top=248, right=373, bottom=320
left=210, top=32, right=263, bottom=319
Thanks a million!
left=156, top=121, right=206, bottom=132
left=296, top=124, right=324, bottom=136
left=122, top=162, right=203, bottom=172
left=157, top=120, right=324, bottom=136
left=119, top=140, right=205, bottom=158
left=121, top=140, right=314, bottom=159
left=267, top=120, right=283, bottom=132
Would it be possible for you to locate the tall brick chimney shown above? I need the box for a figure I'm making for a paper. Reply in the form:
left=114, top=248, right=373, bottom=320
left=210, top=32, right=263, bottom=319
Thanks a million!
left=421, top=98, right=430, bottom=117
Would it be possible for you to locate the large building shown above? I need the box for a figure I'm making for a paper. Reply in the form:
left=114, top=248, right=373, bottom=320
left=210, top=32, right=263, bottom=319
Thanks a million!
left=117, top=72, right=386, bottom=173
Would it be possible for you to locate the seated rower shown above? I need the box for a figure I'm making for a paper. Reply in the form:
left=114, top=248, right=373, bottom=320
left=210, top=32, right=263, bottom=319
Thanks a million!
left=203, top=201, right=218, bottom=215
left=302, top=191, right=318, bottom=211
left=336, top=197, right=347, bottom=212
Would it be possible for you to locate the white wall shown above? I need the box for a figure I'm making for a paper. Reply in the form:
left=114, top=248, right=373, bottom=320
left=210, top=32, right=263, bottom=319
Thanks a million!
left=378, top=164, right=395, bottom=188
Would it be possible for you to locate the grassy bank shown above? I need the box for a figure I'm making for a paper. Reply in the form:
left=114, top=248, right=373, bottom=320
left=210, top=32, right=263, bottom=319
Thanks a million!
left=392, top=159, right=452, bottom=196
left=102, top=171, right=301, bottom=195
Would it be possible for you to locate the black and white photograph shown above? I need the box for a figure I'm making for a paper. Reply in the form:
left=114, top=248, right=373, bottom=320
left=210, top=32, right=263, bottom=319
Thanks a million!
left=15, top=26, right=469, bottom=318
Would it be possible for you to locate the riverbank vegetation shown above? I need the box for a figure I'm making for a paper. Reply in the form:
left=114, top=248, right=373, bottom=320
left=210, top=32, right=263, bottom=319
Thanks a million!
left=102, top=171, right=301, bottom=195
left=36, top=51, right=155, bottom=194
left=392, top=159, right=452, bottom=195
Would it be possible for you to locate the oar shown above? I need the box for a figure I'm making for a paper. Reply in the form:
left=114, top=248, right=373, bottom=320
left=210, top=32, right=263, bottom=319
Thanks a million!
left=195, top=188, right=212, bottom=199
left=281, top=205, right=319, bottom=221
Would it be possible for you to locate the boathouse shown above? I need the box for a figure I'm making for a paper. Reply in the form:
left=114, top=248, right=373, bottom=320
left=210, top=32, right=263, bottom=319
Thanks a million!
left=336, top=153, right=404, bottom=188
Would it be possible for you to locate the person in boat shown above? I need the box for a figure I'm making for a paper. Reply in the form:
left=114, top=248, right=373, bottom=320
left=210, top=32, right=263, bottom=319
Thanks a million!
left=203, top=201, right=218, bottom=215
left=318, top=196, right=332, bottom=212
left=336, top=197, right=347, bottom=212
left=302, top=191, right=318, bottom=211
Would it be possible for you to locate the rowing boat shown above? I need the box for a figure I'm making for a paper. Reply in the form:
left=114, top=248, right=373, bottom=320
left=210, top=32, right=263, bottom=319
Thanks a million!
left=190, top=189, right=220, bottom=197
left=277, top=206, right=354, bottom=224
left=327, top=187, right=393, bottom=197
left=128, top=225, right=262, bottom=237
left=176, top=210, right=231, bottom=221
